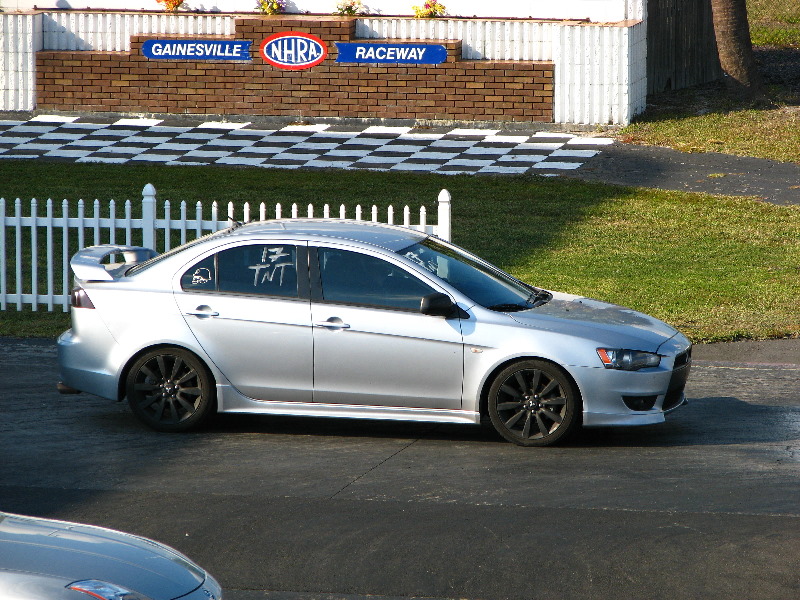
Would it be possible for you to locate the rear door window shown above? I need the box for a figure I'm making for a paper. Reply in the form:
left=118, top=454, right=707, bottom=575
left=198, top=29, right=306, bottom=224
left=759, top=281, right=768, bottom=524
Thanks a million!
left=181, top=244, right=300, bottom=298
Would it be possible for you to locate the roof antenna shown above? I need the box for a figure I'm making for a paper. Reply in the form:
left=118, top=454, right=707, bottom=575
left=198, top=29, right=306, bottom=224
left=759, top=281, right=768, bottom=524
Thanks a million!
left=228, top=214, right=244, bottom=230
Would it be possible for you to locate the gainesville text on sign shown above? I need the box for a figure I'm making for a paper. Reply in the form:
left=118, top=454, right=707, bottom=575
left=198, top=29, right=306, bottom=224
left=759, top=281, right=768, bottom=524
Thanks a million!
left=142, top=39, right=252, bottom=61
left=335, top=43, right=447, bottom=65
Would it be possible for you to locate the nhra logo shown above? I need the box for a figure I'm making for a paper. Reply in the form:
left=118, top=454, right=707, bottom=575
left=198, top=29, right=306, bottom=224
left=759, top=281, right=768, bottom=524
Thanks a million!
left=260, top=32, right=328, bottom=70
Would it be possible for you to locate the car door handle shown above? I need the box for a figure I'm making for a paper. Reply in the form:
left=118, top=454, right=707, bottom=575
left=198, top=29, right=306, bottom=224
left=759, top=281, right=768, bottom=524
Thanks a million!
left=185, top=306, right=220, bottom=318
left=313, top=318, right=350, bottom=330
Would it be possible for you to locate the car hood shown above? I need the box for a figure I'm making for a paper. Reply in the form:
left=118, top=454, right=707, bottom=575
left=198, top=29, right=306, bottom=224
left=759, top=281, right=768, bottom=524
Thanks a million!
left=508, top=292, right=681, bottom=352
left=0, top=513, right=206, bottom=600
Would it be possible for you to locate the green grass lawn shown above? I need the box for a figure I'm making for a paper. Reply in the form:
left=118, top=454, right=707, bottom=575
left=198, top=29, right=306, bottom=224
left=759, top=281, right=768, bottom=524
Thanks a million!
left=748, top=0, right=800, bottom=46
left=619, top=93, right=800, bottom=164
left=2, top=162, right=799, bottom=343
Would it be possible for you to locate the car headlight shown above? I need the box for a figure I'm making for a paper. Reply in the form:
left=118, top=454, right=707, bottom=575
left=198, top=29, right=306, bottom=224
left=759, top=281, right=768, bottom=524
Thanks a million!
left=67, top=580, right=152, bottom=600
left=597, top=348, right=661, bottom=371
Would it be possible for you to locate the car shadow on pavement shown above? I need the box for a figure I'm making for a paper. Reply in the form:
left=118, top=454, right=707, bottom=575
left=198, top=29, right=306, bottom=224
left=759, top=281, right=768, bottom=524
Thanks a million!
left=208, top=412, right=503, bottom=444
left=204, top=394, right=798, bottom=449
left=574, top=396, right=798, bottom=448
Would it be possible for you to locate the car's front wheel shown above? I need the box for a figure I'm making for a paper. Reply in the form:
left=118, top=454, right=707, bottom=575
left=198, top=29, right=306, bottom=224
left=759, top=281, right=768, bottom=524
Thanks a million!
left=488, top=360, right=580, bottom=447
left=126, top=348, right=216, bottom=432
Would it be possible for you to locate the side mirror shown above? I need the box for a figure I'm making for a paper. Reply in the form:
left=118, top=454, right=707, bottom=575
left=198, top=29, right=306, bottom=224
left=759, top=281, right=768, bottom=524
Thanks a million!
left=420, top=293, right=457, bottom=318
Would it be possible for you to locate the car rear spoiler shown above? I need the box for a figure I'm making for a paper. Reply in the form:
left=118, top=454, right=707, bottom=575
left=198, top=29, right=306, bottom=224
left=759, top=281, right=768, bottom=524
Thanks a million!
left=71, top=245, right=158, bottom=282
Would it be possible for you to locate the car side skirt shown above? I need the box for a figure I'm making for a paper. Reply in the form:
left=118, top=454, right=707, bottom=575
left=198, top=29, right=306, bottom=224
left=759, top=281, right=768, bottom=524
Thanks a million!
left=217, top=385, right=481, bottom=424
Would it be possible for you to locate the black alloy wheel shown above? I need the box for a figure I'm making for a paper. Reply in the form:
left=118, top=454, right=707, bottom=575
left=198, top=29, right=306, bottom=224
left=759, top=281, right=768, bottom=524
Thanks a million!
left=126, top=348, right=215, bottom=432
left=488, top=360, right=580, bottom=447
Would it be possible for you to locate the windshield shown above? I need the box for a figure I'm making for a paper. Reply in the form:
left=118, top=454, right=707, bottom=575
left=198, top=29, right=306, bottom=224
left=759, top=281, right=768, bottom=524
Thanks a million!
left=398, top=239, right=550, bottom=311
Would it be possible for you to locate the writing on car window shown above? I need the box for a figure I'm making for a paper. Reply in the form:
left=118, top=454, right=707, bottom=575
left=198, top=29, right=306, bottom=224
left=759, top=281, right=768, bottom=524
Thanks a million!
left=248, top=246, right=294, bottom=287
left=181, top=244, right=298, bottom=298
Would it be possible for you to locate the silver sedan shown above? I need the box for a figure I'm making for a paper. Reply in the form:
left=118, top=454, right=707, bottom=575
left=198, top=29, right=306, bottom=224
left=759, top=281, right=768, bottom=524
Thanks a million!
left=0, top=512, right=221, bottom=600
left=57, top=220, right=691, bottom=447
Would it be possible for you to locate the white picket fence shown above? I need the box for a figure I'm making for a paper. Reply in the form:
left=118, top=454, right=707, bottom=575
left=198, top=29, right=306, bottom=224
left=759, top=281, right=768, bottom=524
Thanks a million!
left=0, top=184, right=452, bottom=312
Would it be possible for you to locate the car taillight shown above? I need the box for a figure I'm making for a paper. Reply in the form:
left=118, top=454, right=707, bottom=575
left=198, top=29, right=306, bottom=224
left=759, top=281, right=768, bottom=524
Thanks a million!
left=70, top=286, right=95, bottom=309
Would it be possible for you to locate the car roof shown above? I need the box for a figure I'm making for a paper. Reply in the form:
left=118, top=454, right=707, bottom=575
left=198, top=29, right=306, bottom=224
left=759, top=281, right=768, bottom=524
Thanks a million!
left=222, top=219, right=428, bottom=251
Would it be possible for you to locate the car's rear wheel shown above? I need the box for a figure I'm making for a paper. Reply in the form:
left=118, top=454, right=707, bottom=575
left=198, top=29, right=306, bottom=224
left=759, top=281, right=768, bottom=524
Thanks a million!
left=488, top=360, right=580, bottom=447
left=126, top=348, right=215, bottom=432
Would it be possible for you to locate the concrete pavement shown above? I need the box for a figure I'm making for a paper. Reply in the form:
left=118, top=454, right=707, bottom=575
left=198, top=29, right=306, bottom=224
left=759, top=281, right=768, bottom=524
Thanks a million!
left=693, top=336, right=800, bottom=365
left=569, top=139, right=800, bottom=205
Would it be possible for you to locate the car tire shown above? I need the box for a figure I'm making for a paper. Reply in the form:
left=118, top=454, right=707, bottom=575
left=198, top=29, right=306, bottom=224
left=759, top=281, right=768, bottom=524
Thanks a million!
left=126, top=348, right=216, bottom=432
left=488, top=359, right=581, bottom=447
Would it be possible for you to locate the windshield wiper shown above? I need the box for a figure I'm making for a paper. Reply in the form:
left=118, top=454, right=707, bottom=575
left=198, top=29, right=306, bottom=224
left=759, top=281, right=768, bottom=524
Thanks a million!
left=527, top=289, right=552, bottom=308
left=487, top=303, right=530, bottom=312
left=488, top=290, right=552, bottom=313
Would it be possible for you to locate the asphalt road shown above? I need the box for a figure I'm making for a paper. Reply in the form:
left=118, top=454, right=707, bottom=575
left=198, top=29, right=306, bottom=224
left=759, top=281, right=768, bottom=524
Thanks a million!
left=0, top=337, right=798, bottom=600
left=569, top=141, right=800, bottom=206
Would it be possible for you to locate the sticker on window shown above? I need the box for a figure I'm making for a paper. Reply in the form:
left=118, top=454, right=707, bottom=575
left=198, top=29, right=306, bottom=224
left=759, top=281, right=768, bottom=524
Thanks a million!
left=191, top=268, right=213, bottom=285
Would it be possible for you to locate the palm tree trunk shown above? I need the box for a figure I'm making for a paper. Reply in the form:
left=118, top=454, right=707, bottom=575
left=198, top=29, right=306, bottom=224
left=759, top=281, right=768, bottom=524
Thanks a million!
left=709, top=0, right=763, bottom=95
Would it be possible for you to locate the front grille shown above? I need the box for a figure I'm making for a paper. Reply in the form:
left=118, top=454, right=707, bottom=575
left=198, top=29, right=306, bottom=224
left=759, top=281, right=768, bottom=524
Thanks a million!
left=674, top=347, right=692, bottom=368
left=663, top=361, right=692, bottom=411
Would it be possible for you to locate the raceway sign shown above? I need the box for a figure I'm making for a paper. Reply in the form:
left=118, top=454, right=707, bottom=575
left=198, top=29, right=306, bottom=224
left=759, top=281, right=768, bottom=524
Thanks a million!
left=142, top=39, right=252, bottom=61
left=335, top=42, right=447, bottom=65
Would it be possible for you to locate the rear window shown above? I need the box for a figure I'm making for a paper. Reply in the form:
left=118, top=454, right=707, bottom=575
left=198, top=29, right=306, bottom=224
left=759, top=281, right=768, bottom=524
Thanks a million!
left=126, top=229, right=229, bottom=276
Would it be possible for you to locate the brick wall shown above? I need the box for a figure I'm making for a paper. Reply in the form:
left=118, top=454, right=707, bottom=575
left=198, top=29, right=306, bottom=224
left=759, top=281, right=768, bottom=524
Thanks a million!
left=36, top=15, right=554, bottom=123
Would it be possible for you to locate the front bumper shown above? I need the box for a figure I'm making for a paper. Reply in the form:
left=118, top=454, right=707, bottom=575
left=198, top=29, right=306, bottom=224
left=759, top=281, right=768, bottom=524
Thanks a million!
left=575, top=352, right=691, bottom=428
left=583, top=396, right=688, bottom=427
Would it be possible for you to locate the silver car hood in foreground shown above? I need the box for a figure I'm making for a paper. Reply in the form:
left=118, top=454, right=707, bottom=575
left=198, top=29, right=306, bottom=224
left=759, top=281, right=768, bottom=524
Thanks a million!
left=509, top=292, right=681, bottom=351
left=0, top=513, right=206, bottom=599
